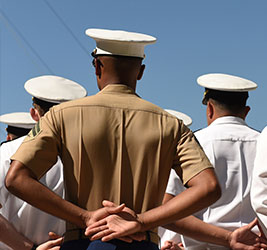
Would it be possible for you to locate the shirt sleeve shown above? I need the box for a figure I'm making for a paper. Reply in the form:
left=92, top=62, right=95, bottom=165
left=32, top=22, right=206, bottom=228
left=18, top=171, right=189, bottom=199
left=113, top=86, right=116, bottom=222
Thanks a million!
left=250, top=126, right=267, bottom=237
left=173, top=123, right=214, bottom=185
left=165, top=169, right=185, bottom=196
left=0, top=146, right=11, bottom=206
left=11, top=109, right=61, bottom=179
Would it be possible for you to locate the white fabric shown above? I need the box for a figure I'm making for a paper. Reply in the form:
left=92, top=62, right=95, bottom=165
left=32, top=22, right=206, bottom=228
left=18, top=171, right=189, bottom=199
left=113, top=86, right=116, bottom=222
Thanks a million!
left=250, top=126, right=267, bottom=237
left=158, top=169, right=185, bottom=248
left=163, top=116, right=259, bottom=250
left=0, top=136, right=65, bottom=248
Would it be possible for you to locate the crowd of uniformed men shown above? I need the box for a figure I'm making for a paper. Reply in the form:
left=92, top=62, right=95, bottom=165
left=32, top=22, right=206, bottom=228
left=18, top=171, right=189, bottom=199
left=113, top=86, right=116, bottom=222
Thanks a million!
left=0, top=28, right=267, bottom=250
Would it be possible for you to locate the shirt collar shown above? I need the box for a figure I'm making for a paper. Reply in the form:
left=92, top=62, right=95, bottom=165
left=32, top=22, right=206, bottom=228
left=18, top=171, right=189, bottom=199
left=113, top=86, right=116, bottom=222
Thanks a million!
left=210, top=116, right=247, bottom=127
left=98, top=84, right=139, bottom=96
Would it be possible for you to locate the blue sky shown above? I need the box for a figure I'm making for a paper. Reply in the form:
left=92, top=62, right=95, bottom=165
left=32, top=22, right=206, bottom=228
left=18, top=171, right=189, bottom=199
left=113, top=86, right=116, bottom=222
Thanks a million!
left=0, top=0, right=266, bottom=142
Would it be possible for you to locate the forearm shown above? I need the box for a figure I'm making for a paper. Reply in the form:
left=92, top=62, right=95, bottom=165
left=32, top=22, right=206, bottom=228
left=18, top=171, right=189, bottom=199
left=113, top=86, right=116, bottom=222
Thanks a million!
left=164, top=215, right=230, bottom=247
left=5, top=161, right=89, bottom=228
left=138, top=169, right=221, bottom=231
left=0, top=214, right=33, bottom=250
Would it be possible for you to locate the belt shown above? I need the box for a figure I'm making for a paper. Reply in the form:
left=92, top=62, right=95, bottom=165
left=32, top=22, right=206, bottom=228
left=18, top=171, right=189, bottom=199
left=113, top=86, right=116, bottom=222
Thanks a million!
left=63, top=229, right=159, bottom=245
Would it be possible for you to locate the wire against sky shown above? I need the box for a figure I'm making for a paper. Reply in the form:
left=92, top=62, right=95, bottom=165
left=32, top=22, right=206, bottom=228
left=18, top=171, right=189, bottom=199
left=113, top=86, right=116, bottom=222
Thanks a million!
left=0, top=8, right=54, bottom=74
left=43, top=0, right=91, bottom=59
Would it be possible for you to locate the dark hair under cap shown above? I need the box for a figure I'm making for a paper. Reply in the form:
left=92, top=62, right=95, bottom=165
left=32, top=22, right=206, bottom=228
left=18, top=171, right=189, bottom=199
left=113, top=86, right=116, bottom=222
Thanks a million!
left=202, top=88, right=249, bottom=106
left=32, top=97, right=57, bottom=112
left=6, top=126, right=32, bottom=138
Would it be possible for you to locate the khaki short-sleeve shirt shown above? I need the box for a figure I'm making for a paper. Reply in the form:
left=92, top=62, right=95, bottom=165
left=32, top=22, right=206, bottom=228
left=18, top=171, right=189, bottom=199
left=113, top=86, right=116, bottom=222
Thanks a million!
left=12, top=84, right=212, bottom=231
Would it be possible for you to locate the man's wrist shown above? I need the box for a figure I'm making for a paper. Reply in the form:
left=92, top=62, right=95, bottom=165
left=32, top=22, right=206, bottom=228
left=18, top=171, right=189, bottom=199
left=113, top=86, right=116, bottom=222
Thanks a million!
left=225, top=231, right=232, bottom=247
left=136, top=214, right=146, bottom=232
left=80, top=209, right=92, bottom=228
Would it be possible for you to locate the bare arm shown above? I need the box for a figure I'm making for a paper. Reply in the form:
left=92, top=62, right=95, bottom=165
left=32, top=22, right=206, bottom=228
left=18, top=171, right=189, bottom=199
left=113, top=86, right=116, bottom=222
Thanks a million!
left=138, top=168, right=221, bottom=231
left=5, top=160, right=126, bottom=229
left=162, top=193, right=230, bottom=247
left=162, top=194, right=267, bottom=250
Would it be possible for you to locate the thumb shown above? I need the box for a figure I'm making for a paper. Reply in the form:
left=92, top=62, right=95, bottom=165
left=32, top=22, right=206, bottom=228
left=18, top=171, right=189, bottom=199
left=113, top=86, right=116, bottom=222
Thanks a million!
left=49, top=237, right=63, bottom=246
left=102, top=200, right=117, bottom=207
left=247, top=218, right=258, bottom=230
left=48, top=232, right=61, bottom=240
left=106, top=203, right=125, bottom=214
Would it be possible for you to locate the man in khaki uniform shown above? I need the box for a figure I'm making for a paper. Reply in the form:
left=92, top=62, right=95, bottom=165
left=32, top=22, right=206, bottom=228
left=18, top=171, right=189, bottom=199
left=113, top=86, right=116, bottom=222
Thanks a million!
left=5, top=28, right=221, bottom=250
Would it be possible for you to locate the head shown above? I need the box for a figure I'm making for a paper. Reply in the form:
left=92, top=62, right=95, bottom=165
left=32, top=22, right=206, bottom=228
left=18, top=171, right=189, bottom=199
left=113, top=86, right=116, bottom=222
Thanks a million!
left=30, top=97, right=56, bottom=121
left=197, top=73, right=257, bottom=125
left=86, top=28, right=156, bottom=90
left=0, top=112, right=35, bottom=142
left=6, top=133, right=17, bottom=141
left=204, top=89, right=250, bottom=125
left=24, top=75, right=87, bottom=121
left=92, top=55, right=145, bottom=90
left=6, top=127, right=32, bottom=141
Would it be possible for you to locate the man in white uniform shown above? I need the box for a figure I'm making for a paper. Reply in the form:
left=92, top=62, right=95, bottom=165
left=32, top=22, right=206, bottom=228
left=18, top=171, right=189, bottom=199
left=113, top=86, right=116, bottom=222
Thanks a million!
left=161, top=73, right=265, bottom=250
left=251, top=126, right=267, bottom=238
left=0, top=112, right=35, bottom=144
left=0, top=75, right=87, bottom=249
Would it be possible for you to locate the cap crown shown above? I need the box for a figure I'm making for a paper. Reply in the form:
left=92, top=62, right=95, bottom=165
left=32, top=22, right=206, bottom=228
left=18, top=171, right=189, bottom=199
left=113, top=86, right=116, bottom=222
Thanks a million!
left=197, top=73, right=257, bottom=92
left=86, top=28, right=156, bottom=58
left=0, top=112, right=35, bottom=129
left=24, top=75, right=87, bottom=103
left=165, top=109, right=192, bottom=126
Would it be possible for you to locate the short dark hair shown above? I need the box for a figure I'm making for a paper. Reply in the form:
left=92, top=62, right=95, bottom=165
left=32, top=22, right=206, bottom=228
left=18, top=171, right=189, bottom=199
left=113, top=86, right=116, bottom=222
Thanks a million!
left=203, top=88, right=248, bottom=106
left=32, top=97, right=57, bottom=116
left=203, top=88, right=249, bottom=113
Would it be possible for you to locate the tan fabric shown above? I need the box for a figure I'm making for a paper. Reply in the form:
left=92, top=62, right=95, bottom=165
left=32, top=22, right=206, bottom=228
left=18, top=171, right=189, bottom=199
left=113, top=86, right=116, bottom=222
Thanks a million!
left=12, top=84, right=213, bottom=231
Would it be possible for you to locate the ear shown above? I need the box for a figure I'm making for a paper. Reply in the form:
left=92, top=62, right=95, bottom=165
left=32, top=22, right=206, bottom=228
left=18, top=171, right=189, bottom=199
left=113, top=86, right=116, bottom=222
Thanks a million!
left=243, top=106, right=250, bottom=119
left=137, top=64, right=145, bottom=80
left=6, top=134, right=12, bottom=141
left=95, top=59, right=102, bottom=78
left=30, top=108, right=40, bottom=122
left=207, top=101, right=214, bottom=119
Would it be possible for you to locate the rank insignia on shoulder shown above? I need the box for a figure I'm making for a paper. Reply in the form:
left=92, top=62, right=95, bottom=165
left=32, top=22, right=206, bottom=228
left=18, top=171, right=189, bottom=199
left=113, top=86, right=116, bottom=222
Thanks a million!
left=25, top=120, right=42, bottom=141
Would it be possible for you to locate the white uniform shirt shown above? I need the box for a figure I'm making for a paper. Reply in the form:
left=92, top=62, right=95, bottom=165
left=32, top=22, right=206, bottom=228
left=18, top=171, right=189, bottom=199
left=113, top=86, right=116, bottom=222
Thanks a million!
left=158, top=169, right=185, bottom=248
left=164, top=116, right=259, bottom=250
left=0, top=136, right=65, bottom=248
left=250, top=126, right=267, bottom=237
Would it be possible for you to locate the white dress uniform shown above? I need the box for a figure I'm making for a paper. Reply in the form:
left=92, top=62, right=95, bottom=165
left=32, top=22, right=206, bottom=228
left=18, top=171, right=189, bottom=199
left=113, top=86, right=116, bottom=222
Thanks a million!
left=158, top=110, right=191, bottom=248
left=182, top=116, right=259, bottom=249
left=250, top=126, right=267, bottom=237
left=162, top=73, right=259, bottom=250
left=0, top=136, right=65, bottom=249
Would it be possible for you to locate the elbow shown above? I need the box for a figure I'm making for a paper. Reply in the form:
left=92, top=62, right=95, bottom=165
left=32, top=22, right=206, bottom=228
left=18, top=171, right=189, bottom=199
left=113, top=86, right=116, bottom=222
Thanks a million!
left=5, top=161, right=23, bottom=194
left=5, top=168, right=17, bottom=193
left=206, top=178, right=222, bottom=205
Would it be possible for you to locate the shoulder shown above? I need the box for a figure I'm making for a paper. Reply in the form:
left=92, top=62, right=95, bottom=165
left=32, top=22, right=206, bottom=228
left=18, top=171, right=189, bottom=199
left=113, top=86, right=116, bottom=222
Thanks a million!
left=0, top=137, right=25, bottom=157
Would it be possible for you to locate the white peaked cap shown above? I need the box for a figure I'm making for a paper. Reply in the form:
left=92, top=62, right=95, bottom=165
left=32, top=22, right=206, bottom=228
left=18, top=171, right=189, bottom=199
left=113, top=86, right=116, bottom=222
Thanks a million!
left=24, top=75, right=87, bottom=103
left=85, top=28, right=157, bottom=58
left=197, top=73, right=257, bottom=92
left=165, top=109, right=192, bottom=127
left=0, top=112, right=36, bottom=129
